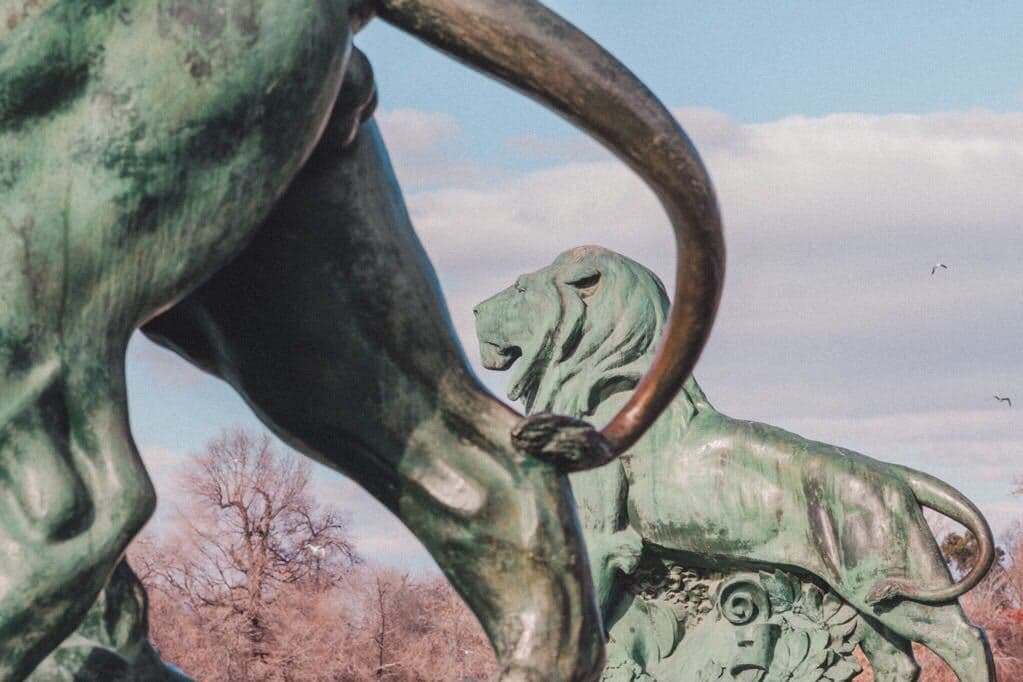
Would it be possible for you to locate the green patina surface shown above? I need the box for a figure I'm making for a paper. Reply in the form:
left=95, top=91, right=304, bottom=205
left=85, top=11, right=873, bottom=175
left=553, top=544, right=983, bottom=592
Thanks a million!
left=475, top=246, right=996, bottom=682
left=28, top=561, right=190, bottom=681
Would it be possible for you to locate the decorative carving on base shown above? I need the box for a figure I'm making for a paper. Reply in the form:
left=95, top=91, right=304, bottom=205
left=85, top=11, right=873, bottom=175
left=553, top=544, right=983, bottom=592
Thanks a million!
left=606, top=557, right=862, bottom=682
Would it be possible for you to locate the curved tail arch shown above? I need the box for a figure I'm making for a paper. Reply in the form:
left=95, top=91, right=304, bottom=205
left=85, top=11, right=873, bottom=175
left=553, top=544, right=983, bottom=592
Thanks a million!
left=866, top=464, right=994, bottom=605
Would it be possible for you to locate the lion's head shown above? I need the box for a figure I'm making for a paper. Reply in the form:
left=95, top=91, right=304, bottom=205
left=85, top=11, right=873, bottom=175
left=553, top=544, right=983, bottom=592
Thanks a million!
left=474, top=245, right=707, bottom=419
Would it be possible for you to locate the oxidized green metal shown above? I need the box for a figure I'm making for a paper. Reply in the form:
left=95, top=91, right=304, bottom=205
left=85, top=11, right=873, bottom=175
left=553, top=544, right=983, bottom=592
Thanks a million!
left=28, top=562, right=190, bottom=681
left=1, top=2, right=726, bottom=680
left=475, top=246, right=996, bottom=682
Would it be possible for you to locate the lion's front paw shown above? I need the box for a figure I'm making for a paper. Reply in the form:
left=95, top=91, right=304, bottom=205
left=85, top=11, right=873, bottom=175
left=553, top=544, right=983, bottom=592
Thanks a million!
left=512, top=413, right=614, bottom=472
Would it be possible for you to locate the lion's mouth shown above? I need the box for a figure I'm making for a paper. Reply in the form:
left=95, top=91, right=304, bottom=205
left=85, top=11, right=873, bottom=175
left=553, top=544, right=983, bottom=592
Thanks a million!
left=479, top=341, right=522, bottom=371
left=479, top=340, right=539, bottom=407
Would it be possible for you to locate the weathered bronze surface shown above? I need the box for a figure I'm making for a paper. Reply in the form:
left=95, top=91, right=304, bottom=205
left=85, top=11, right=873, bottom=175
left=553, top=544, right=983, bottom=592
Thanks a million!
left=1, top=2, right=725, bottom=679
left=475, top=246, right=996, bottom=681
left=29, top=562, right=190, bottom=681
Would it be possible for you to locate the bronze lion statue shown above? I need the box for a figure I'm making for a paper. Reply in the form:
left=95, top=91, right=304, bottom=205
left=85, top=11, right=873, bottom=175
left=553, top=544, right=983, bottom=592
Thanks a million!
left=475, top=246, right=996, bottom=682
left=1, top=2, right=726, bottom=679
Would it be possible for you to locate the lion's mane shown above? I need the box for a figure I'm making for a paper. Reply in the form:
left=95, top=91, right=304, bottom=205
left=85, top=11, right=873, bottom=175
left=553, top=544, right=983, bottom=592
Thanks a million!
left=531, top=246, right=709, bottom=423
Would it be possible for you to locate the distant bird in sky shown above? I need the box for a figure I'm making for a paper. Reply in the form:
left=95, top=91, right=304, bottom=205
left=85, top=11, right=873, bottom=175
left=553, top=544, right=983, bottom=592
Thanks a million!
left=305, top=543, right=327, bottom=558
left=931, top=262, right=948, bottom=275
left=994, top=395, right=1012, bottom=407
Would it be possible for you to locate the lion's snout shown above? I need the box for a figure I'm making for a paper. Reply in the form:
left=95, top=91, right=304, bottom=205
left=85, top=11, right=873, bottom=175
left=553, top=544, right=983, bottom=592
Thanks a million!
left=474, top=293, right=524, bottom=371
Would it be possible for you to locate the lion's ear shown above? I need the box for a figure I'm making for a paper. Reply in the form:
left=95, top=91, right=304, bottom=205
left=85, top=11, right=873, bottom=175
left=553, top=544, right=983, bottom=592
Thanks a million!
left=563, top=269, right=601, bottom=292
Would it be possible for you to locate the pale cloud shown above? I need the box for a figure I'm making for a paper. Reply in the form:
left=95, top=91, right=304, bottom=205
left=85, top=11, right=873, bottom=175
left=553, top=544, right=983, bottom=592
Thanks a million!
left=503, top=107, right=747, bottom=164
left=503, top=133, right=607, bottom=163
left=375, top=109, right=462, bottom=157
left=351, top=527, right=437, bottom=575
left=978, top=501, right=1023, bottom=543
left=375, top=108, right=503, bottom=190
left=406, top=108, right=1023, bottom=278
left=782, top=409, right=1022, bottom=447
left=669, top=107, right=751, bottom=154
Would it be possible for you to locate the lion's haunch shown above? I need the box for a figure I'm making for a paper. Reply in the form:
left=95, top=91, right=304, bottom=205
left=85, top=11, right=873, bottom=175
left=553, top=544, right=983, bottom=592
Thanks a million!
left=511, top=413, right=614, bottom=473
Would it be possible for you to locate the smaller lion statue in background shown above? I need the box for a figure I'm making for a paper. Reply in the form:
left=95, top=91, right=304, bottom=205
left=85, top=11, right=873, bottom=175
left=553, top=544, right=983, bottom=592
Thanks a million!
left=474, top=246, right=996, bottom=682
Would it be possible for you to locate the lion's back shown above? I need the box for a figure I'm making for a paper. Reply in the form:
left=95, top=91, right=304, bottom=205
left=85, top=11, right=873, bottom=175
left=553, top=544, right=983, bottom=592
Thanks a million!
left=626, top=401, right=909, bottom=564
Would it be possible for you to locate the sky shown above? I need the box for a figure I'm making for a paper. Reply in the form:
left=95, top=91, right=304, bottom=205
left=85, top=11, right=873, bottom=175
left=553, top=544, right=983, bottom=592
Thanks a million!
left=130, top=3, right=1023, bottom=573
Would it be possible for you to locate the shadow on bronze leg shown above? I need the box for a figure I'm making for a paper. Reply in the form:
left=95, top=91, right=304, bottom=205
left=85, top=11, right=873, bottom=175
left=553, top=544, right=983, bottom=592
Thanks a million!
left=144, top=119, right=604, bottom=680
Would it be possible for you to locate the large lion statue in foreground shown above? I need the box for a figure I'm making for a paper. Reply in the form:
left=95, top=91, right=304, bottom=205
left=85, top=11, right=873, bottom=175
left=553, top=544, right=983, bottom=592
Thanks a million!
left=475, top=246, right=996, bottom=682
left=2, top=2, right=727, bottom=679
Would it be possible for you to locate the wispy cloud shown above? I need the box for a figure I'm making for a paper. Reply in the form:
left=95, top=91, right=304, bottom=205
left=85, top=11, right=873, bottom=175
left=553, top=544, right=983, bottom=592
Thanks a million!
left=503, top=133, right=607, bottom=163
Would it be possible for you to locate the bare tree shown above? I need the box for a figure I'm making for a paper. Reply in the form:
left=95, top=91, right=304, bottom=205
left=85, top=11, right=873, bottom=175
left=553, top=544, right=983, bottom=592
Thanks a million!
left=139, top=429, right=358, bottom=679
left=371, top=572, right=407, bottom=679
left=129, top=428, right=500, bottom=680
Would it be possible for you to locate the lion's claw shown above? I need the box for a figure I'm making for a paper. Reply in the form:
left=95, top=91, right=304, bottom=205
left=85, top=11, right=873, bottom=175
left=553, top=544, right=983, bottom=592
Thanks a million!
left=865, top=579, right=905, bottom=606
left=512, top=413, right=615, bottom=473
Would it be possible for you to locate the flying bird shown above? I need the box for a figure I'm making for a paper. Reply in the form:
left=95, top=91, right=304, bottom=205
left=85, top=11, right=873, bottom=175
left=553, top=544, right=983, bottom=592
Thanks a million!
left=994, top=395, right=1012, bottom=407
left=931, top=262, right=948, bottom=275
left=305, top=543, right=327, bottom=558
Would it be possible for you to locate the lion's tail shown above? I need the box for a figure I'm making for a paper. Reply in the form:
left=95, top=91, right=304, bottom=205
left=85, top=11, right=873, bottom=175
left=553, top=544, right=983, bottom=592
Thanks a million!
left=865, top=464, right=995, bottom=605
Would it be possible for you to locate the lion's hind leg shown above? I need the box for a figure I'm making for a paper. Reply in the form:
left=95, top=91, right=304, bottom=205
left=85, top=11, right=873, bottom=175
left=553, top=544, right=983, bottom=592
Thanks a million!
left=858, top=616, right=920, bottom=681
left=142, top=118, right=606, bottom=681
left=869, top=501, right=994, bottom=681
left=817, top=462, right=995, bottom=681
left=864, top=600, right=994, bottom=682
left=858, top=600, right=994, bottom=682
left=0, top=350, right=156, bottom=680
left=834, top=512, right=994, bottom=681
